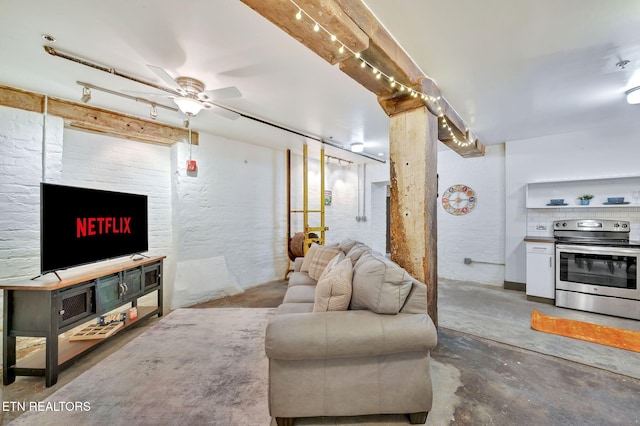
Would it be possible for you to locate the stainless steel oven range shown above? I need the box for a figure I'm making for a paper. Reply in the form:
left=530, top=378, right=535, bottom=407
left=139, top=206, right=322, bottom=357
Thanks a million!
left=554, top=219, right=640, bottom=320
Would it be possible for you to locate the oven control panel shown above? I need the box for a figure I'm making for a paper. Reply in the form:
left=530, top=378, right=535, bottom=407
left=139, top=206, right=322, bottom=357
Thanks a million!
left=553, top=219, right=630, bottom=232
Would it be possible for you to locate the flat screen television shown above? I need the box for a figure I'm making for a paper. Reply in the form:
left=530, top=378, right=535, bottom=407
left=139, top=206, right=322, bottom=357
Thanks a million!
left=40, top=183, right=148, bottom=274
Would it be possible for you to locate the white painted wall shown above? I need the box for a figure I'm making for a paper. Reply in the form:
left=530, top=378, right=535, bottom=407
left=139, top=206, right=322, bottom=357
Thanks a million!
left=437, top=144, right=506, bottom=285
left=169, top=132, right=288, bottom=308
left=505, top=120, right=640, bottom=284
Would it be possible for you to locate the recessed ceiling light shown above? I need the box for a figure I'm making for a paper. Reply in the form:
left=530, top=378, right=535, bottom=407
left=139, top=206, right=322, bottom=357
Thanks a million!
left=41, top=34, right=56, bottom=43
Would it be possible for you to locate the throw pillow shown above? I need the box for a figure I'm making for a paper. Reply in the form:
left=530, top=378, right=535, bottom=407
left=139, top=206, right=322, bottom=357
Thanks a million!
left=318, top=252, right=346, bottom=282
left=350, top=252, right=413, bottom=314
left=302, top=244, right=343, bottom=280
left=313, top=258, right=353, bottom=312
left=300, top=243, right=336, bottom=272
left=345, top=243, right=370, bottom=264
left=339, top=238, right=362, bottom=254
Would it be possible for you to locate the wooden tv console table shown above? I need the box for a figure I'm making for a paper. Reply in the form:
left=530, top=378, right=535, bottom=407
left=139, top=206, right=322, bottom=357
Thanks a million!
left=2, top=255, right=164, bottom=387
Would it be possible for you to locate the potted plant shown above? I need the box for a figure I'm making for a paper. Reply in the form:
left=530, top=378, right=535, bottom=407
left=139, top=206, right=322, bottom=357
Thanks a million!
left=578, top=194, right=594, bottom=205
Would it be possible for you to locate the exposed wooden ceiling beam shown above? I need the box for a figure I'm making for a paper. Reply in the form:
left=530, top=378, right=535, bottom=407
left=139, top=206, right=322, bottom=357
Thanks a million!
left=240, top=0, right=484, bottom=157
left=241, top=0, right=369, bottom=64
left=0, top=85, right=198, bottom=146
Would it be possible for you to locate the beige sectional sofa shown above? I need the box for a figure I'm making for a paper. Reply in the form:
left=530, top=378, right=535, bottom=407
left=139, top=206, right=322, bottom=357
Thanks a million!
left=265, top=239, right=438, bottom=426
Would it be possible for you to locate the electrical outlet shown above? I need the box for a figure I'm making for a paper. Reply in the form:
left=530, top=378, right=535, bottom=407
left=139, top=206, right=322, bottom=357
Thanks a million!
left=536, top=225, right=547, bottom=230
left=464, top=258, right=472, bottom=265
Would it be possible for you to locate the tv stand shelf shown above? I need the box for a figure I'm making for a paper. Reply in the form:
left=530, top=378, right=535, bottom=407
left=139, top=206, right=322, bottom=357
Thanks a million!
left=2, top=256, right=165, bottom=387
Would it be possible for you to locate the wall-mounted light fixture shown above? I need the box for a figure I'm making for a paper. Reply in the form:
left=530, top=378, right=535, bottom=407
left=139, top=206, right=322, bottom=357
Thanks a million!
left=325, top=154, right=353, bottom=168
left=350, top=142, right=364, bottom=153
left=81, top=86, right=91, bottom=103
left=626, top=86, right=640, bottom=104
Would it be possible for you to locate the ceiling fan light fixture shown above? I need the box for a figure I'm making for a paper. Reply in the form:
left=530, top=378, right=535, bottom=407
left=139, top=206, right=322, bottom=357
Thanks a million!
left=174, top=96, right=204, bottom=116
left=350, top=142, right=364, bottom=153
left=626, top=86, right=640, bottom=104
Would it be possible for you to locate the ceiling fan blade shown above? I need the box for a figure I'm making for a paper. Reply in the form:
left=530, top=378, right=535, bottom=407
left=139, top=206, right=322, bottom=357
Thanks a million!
left=146, top=65, right=184, bottom=92
left=201, top=86, right=242, bottom=101
left=204, top=103, right=241, bottom=120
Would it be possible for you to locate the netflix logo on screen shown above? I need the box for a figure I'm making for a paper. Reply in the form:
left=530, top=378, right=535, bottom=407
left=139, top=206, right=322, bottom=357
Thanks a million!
left=76, top=217, right=132, bottom=237
left=41, top=183, right=148, bottom=273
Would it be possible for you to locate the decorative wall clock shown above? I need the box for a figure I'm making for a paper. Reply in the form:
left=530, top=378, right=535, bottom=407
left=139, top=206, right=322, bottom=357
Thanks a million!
left=442, top=184, right=476, bottom=215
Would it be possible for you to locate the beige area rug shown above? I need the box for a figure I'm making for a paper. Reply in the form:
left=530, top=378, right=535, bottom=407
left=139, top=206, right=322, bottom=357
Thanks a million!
left=11, top=308, right=275, bottom=426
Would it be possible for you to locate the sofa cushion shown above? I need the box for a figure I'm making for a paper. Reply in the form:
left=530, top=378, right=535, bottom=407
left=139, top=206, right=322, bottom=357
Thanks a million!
left=283, top=285, right=317, bottom=304
left=301, top=243, right=343, bottom=280
left=288, top=271, right=318, bottom=287
left=345, top=243, right=370, bottom=264
left=276, top=303, right=314, bottom=315
left=338, top=238, right=362, bottom=254
left=350, top=252, right=413, bottom=314
left=400, top=279, right=428, bottom=313
left=313, top=257, right=353, bottom=312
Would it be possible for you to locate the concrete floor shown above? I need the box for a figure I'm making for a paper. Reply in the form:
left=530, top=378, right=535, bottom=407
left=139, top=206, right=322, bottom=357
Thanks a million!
left=2, top=279, right=640, bottom=425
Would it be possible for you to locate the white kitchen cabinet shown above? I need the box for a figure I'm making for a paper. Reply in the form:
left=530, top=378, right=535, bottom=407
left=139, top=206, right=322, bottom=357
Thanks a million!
left=526, top=242, right=555, bottom=299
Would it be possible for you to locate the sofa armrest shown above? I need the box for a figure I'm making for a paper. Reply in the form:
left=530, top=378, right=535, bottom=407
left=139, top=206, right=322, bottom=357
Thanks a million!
left=265, top=310, right=437, bottom=360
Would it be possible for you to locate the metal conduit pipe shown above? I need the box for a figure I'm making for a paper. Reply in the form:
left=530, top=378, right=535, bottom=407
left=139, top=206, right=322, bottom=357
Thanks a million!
left=362, top=163, right=367, bottom=222
left=42, top=95, right=48, bottom=182
left=356, top=164, right=361, bottom=221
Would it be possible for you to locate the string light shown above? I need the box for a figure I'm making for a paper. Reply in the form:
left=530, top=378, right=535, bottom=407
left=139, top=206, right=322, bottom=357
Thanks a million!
left=288, top=0, right=475, bottom=147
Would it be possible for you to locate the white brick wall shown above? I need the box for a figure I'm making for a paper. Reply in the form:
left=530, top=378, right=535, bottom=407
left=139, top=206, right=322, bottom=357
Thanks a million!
left=0, top=107, right=64, bottom=283
left=170, top=132, right=289, bottom=307
left=61, top=128, right=173, bottom=257
left=437, top=144, right=506, bottom=285
left=288, top=155, right=378, bottom=250
left=526, top=207, right=640, bottom=240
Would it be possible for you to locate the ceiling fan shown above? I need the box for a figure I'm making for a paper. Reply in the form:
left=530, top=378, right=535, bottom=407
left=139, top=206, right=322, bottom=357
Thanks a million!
left=130, top=65, right=242, bottom=119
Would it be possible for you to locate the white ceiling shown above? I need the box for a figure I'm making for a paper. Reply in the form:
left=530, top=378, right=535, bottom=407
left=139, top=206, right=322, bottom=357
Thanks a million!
left=1, top=0, right=639, bottom=163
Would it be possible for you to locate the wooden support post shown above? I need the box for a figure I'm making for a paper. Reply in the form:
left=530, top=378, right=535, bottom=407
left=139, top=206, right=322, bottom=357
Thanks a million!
left=389, top=106, right=438, bottom=325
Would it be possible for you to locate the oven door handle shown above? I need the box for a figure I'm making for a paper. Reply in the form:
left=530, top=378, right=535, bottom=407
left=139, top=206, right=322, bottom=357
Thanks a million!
left=556, top=244, right=640, bottom=256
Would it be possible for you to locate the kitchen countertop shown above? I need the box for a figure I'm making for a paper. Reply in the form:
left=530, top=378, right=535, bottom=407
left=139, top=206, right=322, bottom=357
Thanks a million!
left=524, top=236, right=555, bottom=243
